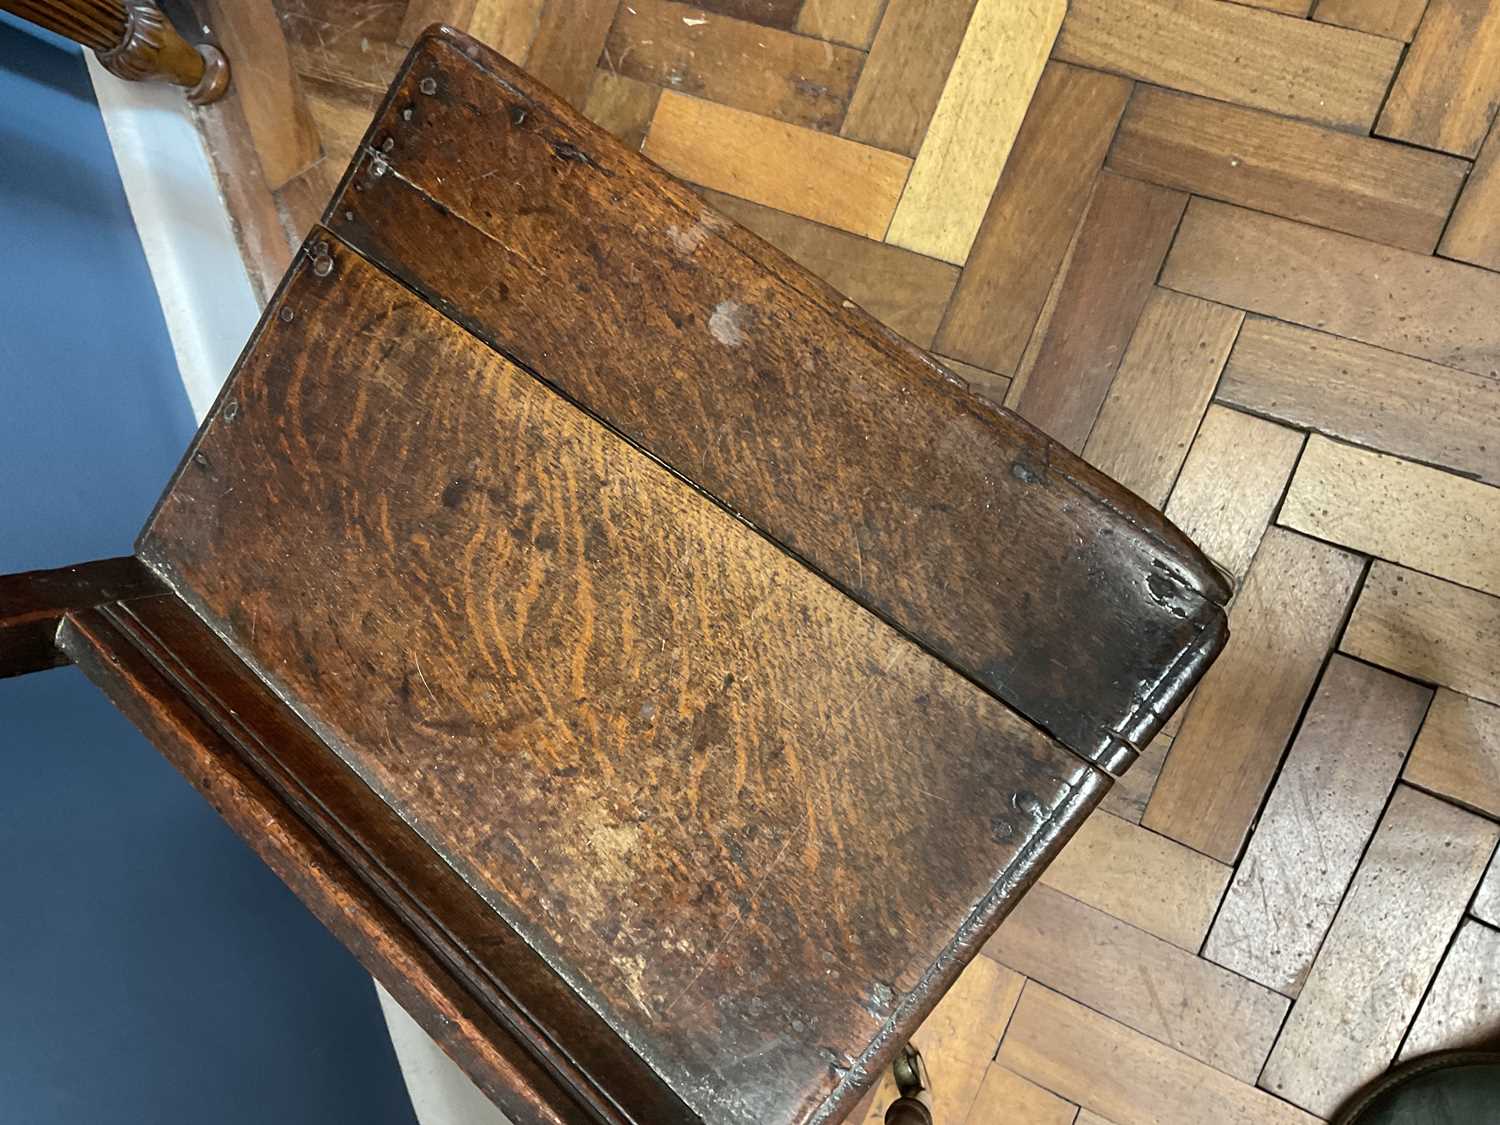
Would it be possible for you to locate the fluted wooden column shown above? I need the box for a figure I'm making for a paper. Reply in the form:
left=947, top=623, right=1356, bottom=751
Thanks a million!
left=2, top=0, right=229, bottom=103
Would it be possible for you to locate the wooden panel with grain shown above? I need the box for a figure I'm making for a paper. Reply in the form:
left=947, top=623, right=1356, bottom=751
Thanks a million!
left=998, top=984, right=1320, bottom=1125
left=964, top=1064, right=1078, bottom=1125
left=1054, top=0, right=1402, bottom=131
left=524, top=0, right=618, bottom=108
left=1108, top=85, right=1467, bottom=253
left=582, top=71, right=660, bottom=151
left=1203, top=656, right=1432, bottom=996
left=839, top=0, right=978, bottom=156
left=203, top=0, right=321, bottom=190
left=795, top=0, right=885, bottom=47
left=1082, top=289, right=1243, bottom=508
left=1163, top=404, right=1305, bottom=583
left=1343, top=563, right=1500, bottom=706
left=138, top=241, right=1109, bottom=1125
left=883, top=0, right=1065, bottom=263
left=934, top=61, right=1131, bottom=375
left=1164, top=199, right=1500, bottom=380
left=700, top=190, right=960, bottom=347
left=604, top=1, right=864, bottom=131
left=1037, top=811, right=1231, bottom=950
left=854, top=958, right=1024, bottom=1125
left=1218, top=318, right=1500, bottom=488
left=1378, top=0, right=1500, bottom=156
left=1404, top=689, right=1500, bottom=819
left=1440, top=116, right=1500, bottom=271
left=1280, top=436, right=1500, bottom=597
left=1144, top=529, right=1365, bottom=864
left=1260, top=786, right=1499, bottom=1117
left=1312, top=0, right=1429, bottom=40
left=644, top=91, right=912, bottom=237
left=1008, top=172, right=1188, bottom=452
left=326, top=32, right=1231, bottom=769
left=987, top=884, right=1290, bottom=1081
left=1401, top=919, right=1500, bottom=1057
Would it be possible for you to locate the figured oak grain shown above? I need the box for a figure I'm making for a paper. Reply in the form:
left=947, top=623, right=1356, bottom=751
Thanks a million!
left=1108, top=85, right=1467, bottom=253
left=1204, top=657, right=1431, bottom=996
left=1144, top=528, right=1365, bottom=864
left=1218, top=318, right=1500, bottom=488
left=1260, top=786, right=1499, bottom=1116
left=138, top=240, right=1108, bottom=1125
left=326, top=34, right=1229, bottom=768
left=934, top=62, right=1132, bottom=375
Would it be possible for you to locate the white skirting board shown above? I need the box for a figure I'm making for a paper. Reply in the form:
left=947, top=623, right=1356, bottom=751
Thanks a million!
left=86, top=58, right=509, bottom=1125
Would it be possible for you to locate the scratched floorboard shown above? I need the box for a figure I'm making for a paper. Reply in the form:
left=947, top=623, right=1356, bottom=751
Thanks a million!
left=192, top=2, right=1500, bottom=1121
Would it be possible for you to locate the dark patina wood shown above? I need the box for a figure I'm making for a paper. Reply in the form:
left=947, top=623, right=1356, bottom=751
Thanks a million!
left=136, top=242, right=1109, bottom=1125
left=0, top=24, right=1233, bottom=1125
left=0, top=556, right=161, bottom=678
left=323, top=28, right=1230, bottom=774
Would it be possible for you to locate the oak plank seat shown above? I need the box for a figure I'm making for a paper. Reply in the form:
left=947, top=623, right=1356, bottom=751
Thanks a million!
left=0, top=26, right=1229, bottom=1125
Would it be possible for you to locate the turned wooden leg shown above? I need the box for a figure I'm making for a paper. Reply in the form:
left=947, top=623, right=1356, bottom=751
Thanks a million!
left=1, top=0, right=229, bottom=103
left=0, top=558, right=163, bottom=679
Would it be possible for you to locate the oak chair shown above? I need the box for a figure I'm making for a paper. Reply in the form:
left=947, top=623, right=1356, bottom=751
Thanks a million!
left=0, top=27, right=1229, bottom=1124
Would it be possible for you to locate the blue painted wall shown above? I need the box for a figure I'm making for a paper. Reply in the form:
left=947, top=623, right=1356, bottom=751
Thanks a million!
left=0, top=18, right=418, bottom=1124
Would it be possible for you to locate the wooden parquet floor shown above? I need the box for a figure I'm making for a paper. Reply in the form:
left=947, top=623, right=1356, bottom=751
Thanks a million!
left=194, top=1, right=1500, bottom=1120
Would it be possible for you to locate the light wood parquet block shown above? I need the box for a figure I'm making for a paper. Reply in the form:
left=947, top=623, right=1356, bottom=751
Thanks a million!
left=1108, top=85, right=1467, bottom=254
left=583, top=71, right=660, bottom=152
left=1260, top=786, right=1498, bottom=1116
left=1401, top=919, right=1500, bottom=1057
left=1204, top=656, right=1432, bottom=996
left=988, top=884, right=1289, bottom=1081
left=1218, top=318, right=1500, bottom=488
left=1163, top=199, right=1500, bottom=380
left=935, top=61, right=1130, bottom=375
left=1343, top=563, right=1500, bottom=706
left=795, top=0, right=886, bottom=48
left=1440, top=115, right=1500, bottom=271
left=642, top=92, right=913, bottom=238
left=1082, top=288, right=1243, bottom=508
left=1008, top=172, right=1187, bottom=451
left=1163, top=405, right=1304, bottom=584
left=1404, top=689, right=1500, bottom=820
left=1036, top=810, right=1231, bottom=951
left=883, top=0, right=1065, bottom=264
left=1054, top=0, right=1403, bottom=131
left=1281, top=436, right=1500, bottom=598
left=998, top=984, right=1321, bottom=1125
left=605, top=1, right=864, bottom=131
left=840, top=0, right=978, bottom=157
left=1312, top=0, right=1429, bottom=40
left=1378, top=0, right=1500, bottom=157
left=1144, top=528, right=1365, bottom=864
left=525, top=0, right=619, bottom=108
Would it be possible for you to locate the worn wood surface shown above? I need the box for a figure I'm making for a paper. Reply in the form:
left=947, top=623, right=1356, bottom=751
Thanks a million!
left=934, top=61, right=1130, bottom=374
left=604, top=1, right=864, bottom=131
left=324, top=32, right=1228, bottom=770
left=522, top=0, right=616, bottom=108
left=1108, top=85, right=1467, bottom=253
left=1401, top=919, right=1500, bottom=1057
left=1312, top=0, right=1428, bottom=39
left=1377, top=0, right=1500, bottom=157
left=1164, top=199, right=1500, bottom=379
left=1218, top=318, right=1500, bottom=488
left=987, top=884, right=1289, bottom=1081
left=1476, top=854, right=1500, bottom=928
left=1008, top=171, right=1187, bottom=452
left=883, top=0, right=1064, bottom=264
left=1204, top=657, right=1431, bottom=996
left=1145, top=528, right=1365, bottom=863
left=794, top=0, right=884, bottom=48
left=1343, top=563, right=1500, bottom=706
left=1259, top=786, right=1499, bottom=1116
left=999, top=983, right=1320, bottom=1125
left=1163, top=405, right=1304, bottom=583
left=1097, top=731, right=1169, bottom=823
left=137, top=235, right=1112, bottom=1125
left=1440, top=116, right=1500, bottom=271
left=1404, top=689, right=1500, bottom=819
left=1054, top=0, right=1402, bottom=131
left=0, top=557, right=159, bottom=678
left=1281, top=436, right=1500, bottom=597
left=1082, top=288, right=1242, bottom=508
left=964, top=1064, right=1077, bottom=1124
left=1036, top=809, right=1230, bottom=950
left=582, top=71, right=659, bottom=152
